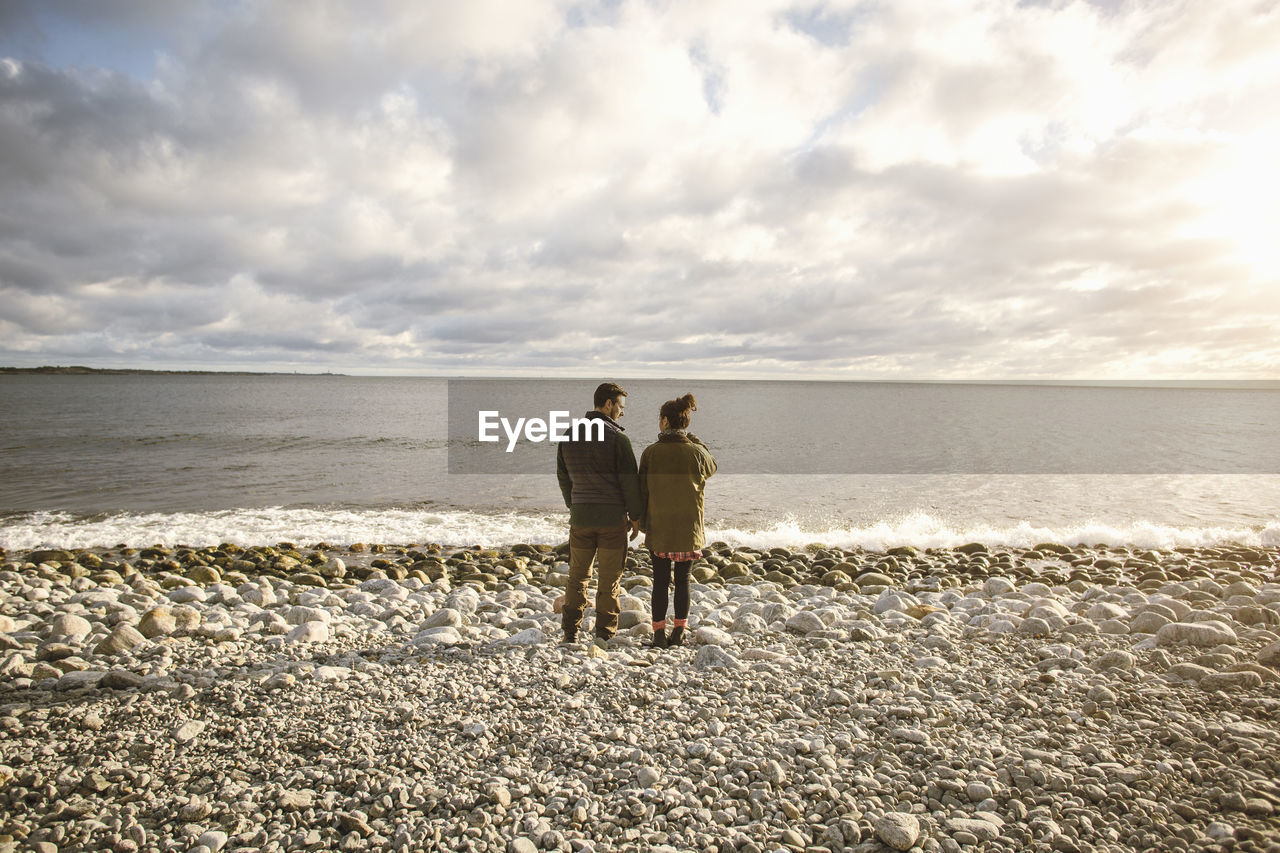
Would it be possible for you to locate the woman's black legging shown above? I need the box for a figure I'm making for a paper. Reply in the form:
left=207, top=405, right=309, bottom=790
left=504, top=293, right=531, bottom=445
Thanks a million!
left=650, top=554, right=691, bottom=628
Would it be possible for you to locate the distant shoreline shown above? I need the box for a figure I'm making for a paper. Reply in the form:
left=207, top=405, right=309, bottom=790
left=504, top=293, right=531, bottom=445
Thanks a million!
left=0, top=365, right=345, bottom=376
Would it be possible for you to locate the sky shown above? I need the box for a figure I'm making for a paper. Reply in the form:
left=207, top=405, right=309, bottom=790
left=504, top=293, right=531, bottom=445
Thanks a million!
left=0, top=0, right=1278, bottom=378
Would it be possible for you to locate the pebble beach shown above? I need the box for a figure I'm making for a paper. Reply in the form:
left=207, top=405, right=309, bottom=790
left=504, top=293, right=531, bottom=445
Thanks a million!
left=2, top=540, right=1279, bottom=853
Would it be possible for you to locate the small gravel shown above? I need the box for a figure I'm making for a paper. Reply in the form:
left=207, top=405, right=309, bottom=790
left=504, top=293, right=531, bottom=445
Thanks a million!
left=1, top=541, right=1278, bottom=852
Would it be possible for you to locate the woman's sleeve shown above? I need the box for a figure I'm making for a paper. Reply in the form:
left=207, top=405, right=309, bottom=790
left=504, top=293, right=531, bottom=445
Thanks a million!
left=699, top=443, right=717, bottom=480
left=637, top=447, right=650, bottom=529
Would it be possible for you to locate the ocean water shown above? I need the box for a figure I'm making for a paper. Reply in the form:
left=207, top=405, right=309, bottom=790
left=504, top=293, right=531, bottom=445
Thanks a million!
left=1, top=375, right=1278, bottom=550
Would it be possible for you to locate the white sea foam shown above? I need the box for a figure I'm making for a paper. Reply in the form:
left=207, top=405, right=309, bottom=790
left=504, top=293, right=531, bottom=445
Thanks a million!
left=0, top=508, right=566, bottom=551
left=707, top=513, right=1280, bottom=552
left=1, top=508, right=1276, bottom=551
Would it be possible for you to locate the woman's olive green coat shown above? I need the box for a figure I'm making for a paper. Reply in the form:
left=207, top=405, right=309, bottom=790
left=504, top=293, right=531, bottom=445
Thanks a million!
left=638, top=432, right=717, bottom=553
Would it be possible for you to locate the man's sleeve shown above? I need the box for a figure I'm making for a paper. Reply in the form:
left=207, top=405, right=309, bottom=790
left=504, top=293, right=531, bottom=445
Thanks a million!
left=556, top=444, right=573, bottom=508
left=616, top=434, right=644, bottom=520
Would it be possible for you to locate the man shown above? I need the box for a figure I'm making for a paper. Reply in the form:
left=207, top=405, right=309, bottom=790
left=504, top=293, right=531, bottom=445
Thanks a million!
left=556, top=382, right=644, bottom=645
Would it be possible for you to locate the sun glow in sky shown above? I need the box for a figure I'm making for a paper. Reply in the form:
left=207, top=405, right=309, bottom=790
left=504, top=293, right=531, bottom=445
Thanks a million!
left=1186, top=134, right=1280, bottom=278
left=0, top=0, right=1278, bottom=378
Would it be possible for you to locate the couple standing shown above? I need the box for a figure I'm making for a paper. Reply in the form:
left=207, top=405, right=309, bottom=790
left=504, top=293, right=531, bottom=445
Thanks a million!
left=555, top=382, right=717, bottom=648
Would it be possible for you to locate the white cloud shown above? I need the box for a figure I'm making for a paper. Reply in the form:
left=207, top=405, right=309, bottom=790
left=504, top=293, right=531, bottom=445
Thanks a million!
left=0, top=0, right=1277, bottom=376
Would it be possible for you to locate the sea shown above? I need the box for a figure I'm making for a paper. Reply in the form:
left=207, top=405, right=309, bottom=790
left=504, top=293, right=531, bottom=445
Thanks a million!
left=1, top=375, right=1278, bottom=552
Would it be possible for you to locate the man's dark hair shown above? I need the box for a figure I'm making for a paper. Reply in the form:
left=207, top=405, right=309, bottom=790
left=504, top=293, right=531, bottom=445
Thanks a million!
left=594, top=382, right=627, bottom=408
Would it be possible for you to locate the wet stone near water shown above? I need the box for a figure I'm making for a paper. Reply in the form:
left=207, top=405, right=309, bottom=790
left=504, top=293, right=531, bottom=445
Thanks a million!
left=0, top=541, right=1278, bottom=852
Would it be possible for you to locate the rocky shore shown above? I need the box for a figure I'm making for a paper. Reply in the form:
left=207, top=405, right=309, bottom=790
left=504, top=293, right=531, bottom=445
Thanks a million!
left=1, top=540, right=1279, bottom=853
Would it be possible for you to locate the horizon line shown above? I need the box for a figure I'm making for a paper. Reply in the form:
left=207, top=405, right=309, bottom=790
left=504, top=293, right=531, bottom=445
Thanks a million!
left=3, top=365, right=1278, bottom=387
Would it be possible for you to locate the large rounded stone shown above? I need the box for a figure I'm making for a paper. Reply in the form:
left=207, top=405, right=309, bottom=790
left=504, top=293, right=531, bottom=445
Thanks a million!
left=171, top=605, right=201, bottom=633
left=423, top=608, right=463, bottom=629
left=286, top=622, right=330, bottom=643
left=137, top=606, right=177, bottom=638
left=694, top=626, right=734, bottom=646
left=46, top=613, right=92, bottom=640
left=731, top=613, right=769, bottom=634
left=874, top=812, right=920, bottom=851
left=983, top=577, right=1016, bottom=596
left=618, top=594, right=646, bottom=612
left=874, top=591, right=914, bottom=615
left=1200, top=671, right=1263, bottom=692
left=1156, top=621, right=1237, bottom=648
left=617, top=610, right=645, bottom=630
left=415, top=626, right=462, bottom=646
left=499, top=628, right=545, bottom=645
left=286, top=605, right=331, bottom=626
left=785, top=611, right=826, bottom=635
left=319, top=558, right=346, bottom=579
left=947, top=817, right=1000, bottom=842
left=1094, top=650, right=1135, bottom=671
left=1018, top=617, right=1053, bottom=637
left=691, top=645, right=742, bottom=671
left=237, top=583, right=276, bottom=606
left=635, top=766, right=661, bottom=788
left=1085, top=602, right=1127, bottom=621
left=95, top=624, right=146, bottom=656
left=1170, top=663, right=1213, bottom=682
left=100, top=668, right=145, bottom=690
left=167, top=586, right=205, bottom=604
left=855, top=572, right=894, bottom=590
left=186, top=565, right=221, bottom=585
left=1129, top=611, right=1172, bottom=634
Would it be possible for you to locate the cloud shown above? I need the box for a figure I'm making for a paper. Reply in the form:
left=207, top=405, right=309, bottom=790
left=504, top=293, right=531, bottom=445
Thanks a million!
left=0, top=0, right=1277, bottom=376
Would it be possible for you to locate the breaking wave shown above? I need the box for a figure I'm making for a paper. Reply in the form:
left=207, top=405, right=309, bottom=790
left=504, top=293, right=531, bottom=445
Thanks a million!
left=2, top=508, right=1276, bottom=552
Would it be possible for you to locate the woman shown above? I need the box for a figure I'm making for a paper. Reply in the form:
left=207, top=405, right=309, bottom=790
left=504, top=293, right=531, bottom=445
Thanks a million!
left=638, top=393, right=717, bottom=648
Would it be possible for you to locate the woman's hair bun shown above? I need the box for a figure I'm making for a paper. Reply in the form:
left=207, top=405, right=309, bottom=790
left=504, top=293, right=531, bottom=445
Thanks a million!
left=661, top=393, right=698, bottom=429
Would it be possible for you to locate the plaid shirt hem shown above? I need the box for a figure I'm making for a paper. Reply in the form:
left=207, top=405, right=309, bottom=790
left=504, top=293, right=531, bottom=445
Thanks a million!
left=653, top=550, right=702, bottom=561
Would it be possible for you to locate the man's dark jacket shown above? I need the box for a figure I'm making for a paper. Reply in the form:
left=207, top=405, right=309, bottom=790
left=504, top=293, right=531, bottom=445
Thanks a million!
left=556, top=411, right=643, bottom=528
